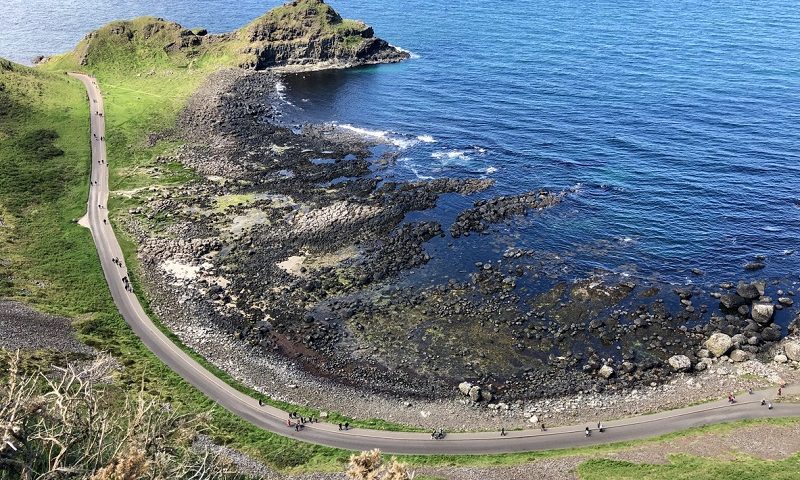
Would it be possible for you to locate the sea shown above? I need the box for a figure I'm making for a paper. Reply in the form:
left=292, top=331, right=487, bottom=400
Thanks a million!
left=3, top=0, right=800, bottom=288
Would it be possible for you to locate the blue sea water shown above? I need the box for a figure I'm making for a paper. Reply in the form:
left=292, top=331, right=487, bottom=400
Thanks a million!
left=3, top=0, right=800, bottom=286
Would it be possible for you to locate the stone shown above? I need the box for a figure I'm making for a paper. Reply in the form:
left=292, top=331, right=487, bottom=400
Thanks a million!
left=480, top=389, right=493, bottom=403
left=774, top=354, right=788, bottom=364
left=736, top=282, right=762, bottom=300
left=697, top=349, right=710, bottom=359
left=529, top=415, right=539, bottom=424
left=784, top=340, right=800, bottom=361
left=598, top=365, right=615, bottom=379
left=668, top=355, right=692, bottom=372
left=729, top=349, right=749, bottom=362
left=762, top=327, right=782, bottom=342
left=468, top=385, right=482, bottom=402
left=694, top=361, right=708, bottom=372
left=704, top=333, right=733, bottom=358
left=719, top=294, right=746, bottom=310
left=319, top=411, right=329, bottom=418
left=779, top=297, right=794, bottom=307
left=458, top=381, right=472, bottom=396
left=751, top=303, right=774, bottom=324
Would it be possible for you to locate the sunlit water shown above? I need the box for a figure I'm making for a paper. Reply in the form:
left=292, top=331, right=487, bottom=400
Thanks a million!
left=3, top=0, right=800, bottom=286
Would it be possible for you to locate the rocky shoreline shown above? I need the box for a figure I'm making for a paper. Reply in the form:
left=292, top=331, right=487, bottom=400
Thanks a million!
left=115, top=66, right=800, bottom=429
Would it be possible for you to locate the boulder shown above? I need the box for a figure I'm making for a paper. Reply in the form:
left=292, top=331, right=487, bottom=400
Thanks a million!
left=529, top=415, right=539, bottom=424
left=762, top=326, right=782, bottom=342
left=736, top=281, right=762, bottom=300
left=784, top=340, right=800, bottom=361
left=668, top=355, right=692, bottom=372
left=598, top=365, right=615, bottom=379
left=719, top=294, right=746, bottom=310
left=751, top=303, right=774, bottom=324
left=774, top=354, right=788, bottom=364
left=480, top=389, right=493, bottom=403
left=729, top=349, right=749, bottom=362
left=694, top=361, right=708, bottom=372
left=704, top=333, right=733, bottom=358
left=779, top=297, right=794, bottom=307
left=458, top=381, right=472, bottom=396
left=468, top=385, right=482, bottom=402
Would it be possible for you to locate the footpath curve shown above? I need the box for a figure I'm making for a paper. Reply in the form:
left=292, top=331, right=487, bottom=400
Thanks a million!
left=71, top=72, right=800, bottom=455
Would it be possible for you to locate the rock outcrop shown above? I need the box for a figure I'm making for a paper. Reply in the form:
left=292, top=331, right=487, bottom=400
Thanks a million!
left=238, top=0, right=409, bottom=70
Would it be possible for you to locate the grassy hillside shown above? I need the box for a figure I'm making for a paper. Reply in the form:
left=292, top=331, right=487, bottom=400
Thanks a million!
left=0, top=58, right=353, bottom=471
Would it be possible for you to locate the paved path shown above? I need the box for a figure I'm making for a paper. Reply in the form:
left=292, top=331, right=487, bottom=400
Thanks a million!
left=70, top=72, right=800, bottom=455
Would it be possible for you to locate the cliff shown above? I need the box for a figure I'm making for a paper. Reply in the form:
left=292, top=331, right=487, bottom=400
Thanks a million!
left=237, top=0, right=408, bottom=70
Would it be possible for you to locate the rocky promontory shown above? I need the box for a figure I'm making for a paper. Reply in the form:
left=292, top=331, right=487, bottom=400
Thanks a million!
left=239, top=0, right=409, bottom=70
left=64, top=0, right=408, bottom=72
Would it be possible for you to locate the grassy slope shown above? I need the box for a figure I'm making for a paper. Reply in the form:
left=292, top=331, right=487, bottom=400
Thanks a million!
left=579, top=455, right=800, bottom=480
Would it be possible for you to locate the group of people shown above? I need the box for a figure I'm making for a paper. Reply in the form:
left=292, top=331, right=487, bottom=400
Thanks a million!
left=431, top=428, right=446, bottom=440
left=585, top=421, right=605, bottom=437
left=121, top=275, right=132, bottom=292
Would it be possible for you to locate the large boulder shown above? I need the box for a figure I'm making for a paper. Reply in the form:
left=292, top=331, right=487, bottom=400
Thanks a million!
left=704, top=333, right=733, bottom=358
left=751, top=303, right=775, bottom=324
left=468, top=385, right=482, bottom=402
left=736, top=281, right=763, bottom=300
left=458, top=381, right=472, bottom=396
left=668, top=355, right=692, bottom=372
left=719, top=294, right=746, bottom=310
left=598, top=365, right=615, bottom=379
left=784, top=340, right=800, bottom=361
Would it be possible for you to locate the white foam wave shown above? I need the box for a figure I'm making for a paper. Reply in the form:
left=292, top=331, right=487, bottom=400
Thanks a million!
left=432, top=150, right=470, bottom=161
left=336, top=124, right=419, bottom=149
left=485, top=166, right=498, bottom=174
left=274, top=79, right=294, bottom=106
left=393, top=45, right=420, bottom=59
left=417, top=134, right=436, bottom=143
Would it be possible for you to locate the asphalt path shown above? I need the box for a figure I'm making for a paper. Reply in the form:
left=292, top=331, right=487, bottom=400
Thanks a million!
left=70, top=72, right=800, bottom=455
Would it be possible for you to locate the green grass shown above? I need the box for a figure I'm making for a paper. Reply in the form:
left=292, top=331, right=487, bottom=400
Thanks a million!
left=578, top=454, right=800, bottom=480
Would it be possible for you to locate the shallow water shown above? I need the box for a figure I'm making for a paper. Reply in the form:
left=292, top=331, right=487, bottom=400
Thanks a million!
left=3, top=0, right=800, bottom=285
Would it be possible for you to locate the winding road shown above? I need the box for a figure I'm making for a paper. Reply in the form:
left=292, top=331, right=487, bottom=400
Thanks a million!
left=71, top=72, right=800, bottom=455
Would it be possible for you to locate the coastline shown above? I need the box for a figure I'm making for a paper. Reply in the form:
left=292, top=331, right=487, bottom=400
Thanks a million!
left=113, top=67, right=800, bottom=431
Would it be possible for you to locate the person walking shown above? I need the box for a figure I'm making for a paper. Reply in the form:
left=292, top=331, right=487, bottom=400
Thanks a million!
left=500, top=427, right=506, bottom=437
left=344, top=422, right=349, bottom=431
left=585, top=427, right=591, bottom=437
left=258, top=398, right=263, bottom=407
left=338, top=423, right=342, bottom=431
left=540, top=422, right=546, bottom=432
left=778, top=386, right=783, bottom=397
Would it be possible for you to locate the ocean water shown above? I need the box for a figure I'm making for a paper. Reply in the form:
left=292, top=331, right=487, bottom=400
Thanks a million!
left=3, top=0, right=800, bottom=286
